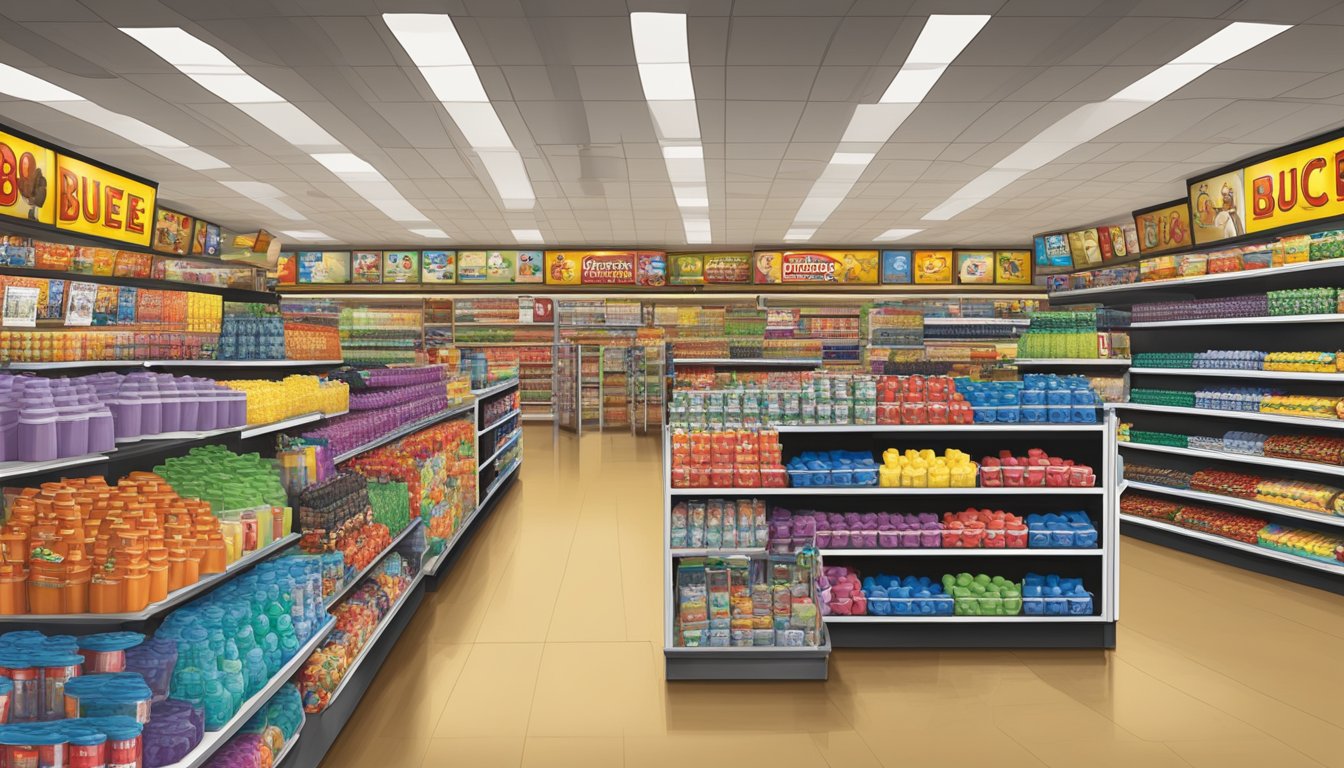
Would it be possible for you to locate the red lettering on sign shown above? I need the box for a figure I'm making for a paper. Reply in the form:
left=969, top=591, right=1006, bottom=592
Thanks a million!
left=125, top=195, right=145, bottom=235
left=58, top=168, right=78, bottom=222
left=80, top=177, right=102, bottom=223
left=103, top=187, right=123, bottom=230
left=0, top=144, right=16, bottom=207
left=1303, top=156, right=1328, bottom=207
left=1250, top=175, right=1273, bottom=219
left=1276, top=168, right=1299, bottom=213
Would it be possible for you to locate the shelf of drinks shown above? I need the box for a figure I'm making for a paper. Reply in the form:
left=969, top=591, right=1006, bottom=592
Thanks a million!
left=479, top=430, right=521, bottom=469
left=0, top=265, right=275, bottom=304
left=823, top=614, right=1109, bottom=623
left=471, top=378, right=521, bottom=399
left=478, top=408, right=521, bottom=435
left=270, top=720, right=304, bottom=767
left=421, top=458, right=522, bottom=576
left=1113, top=402, right=1344, bottom=430
left=0, top=532, right=301, bottom=624
left=1129, top=314, right=1344, bottom=328
left=668, top=487, right=1105, bottom=497
left=1013, top=359, right=1131, bottom=367
left=1117, top=441, right=1344, bottom=478
left=1121, top=513, right=1344, bottom=576
left=2, top=359, right=343, bottom=371
left=323, top=518, right=424, bottom=608
left=1123, top=480, right=1344, bottom=529
left=769, top=423, right=1107, bottom=434
left=1048, top=258, right=1344, bottom=303
left=1128, top=367, right=1344, bottom=381
left=818, top=548, right=1101, bottom=557
left=166, top=615, right=336, bottom=768
left=319, top=572, right=424, bottom=711
left=333, top=401, right=477, bottom=464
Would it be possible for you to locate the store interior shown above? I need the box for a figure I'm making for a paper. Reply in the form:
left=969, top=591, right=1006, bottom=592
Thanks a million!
left=0, top=2, right=1343, bottom=767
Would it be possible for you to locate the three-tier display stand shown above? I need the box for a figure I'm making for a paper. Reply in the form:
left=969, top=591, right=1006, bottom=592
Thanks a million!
left=662, top=412, right=1120, bottom=680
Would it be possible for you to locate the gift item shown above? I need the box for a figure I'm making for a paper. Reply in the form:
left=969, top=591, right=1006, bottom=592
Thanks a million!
left=669, top=428, right=786, bottom=489
left=676, top=556, right=819, bottom=648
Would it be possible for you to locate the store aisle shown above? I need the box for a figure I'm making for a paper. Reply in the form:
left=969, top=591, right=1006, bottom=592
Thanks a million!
left=319, top=425, right=1344, bottom=768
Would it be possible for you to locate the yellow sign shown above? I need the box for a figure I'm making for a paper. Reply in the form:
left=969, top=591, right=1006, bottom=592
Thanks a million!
left=543, top=251, right=583, bottom=285
left=1189, top=169, right=1246, bottom=244
left=1243, top=134, right=1344, bottom=234
left=0, top=128, right=56, bottom=225
left=753, top=250, right=879, bottom=284
left=55, top=154, right=155, bottom=247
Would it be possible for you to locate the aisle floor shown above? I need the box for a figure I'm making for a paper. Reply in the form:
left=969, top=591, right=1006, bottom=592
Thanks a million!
left=320, top=426, right=1344, bottom=768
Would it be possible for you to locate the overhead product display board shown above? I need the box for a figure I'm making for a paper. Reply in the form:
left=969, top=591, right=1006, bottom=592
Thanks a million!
left=1133, top=199, right=1194, bottom=256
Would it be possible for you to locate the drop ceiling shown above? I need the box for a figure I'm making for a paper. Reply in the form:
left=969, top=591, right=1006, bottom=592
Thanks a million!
left=4, top=0, right=1344, bottom=248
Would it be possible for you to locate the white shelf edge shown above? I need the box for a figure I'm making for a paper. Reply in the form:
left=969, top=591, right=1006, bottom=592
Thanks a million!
left=0, top=532, right=300, bottom=624
left=169, top=616, right=336, bottom=768
left=818, top=548, right=1102, bottom=557
left=1123, top=480, right=1344, bottom=529
left=478, top=430, right=521, bottom=470
left=1049, top=259, right=1344, bottom=301
left=1129, top=367, right=1344, bottom=381
left=1014, top=358, right=1131, bottom=367
left=1130, top=313, right=1344, bottom=328
left=325, top=518, right=424, bottom=608
left=770, top=423, right=1105, bottom=433
left=922, top=317, right=1030, bottom=326
left=478, top=408, right=521, bottom=435
left=334, top=401, right=476, bottom=463
left=668, top=486, right=1105, bottom=496
left=823, top=615, right=1108, bottom=624
left=1118, top=441, right=1344, bottom=478
left=239, top=411, right=324, bottom=439
left=1120, top=513, right=1344, bottom=575
left=321, top=573, right=424, bottom=709
left=0, top=452, right=110, bottom=480
left=671, top=548, right=768, bottom=557
left=471, top=378, right=522, bottom=399
left=1115, top=402, right=1344, bottom=430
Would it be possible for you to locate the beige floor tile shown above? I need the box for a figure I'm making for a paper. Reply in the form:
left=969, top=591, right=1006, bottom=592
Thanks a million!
left=521, top=737, right=624, bottom=768
left=421, top=737, right=525, bottom=768
left=1166, top=739, right=1328, bottom=768
left=434, top=643, right=545, bottom=738
left=322, top=428, right=1344, bottom=768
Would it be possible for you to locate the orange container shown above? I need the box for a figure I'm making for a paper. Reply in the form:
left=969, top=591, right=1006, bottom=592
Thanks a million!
left=167, top=550, right=186, bottom=592
left=64, top=563, right=90, bottom=613
left=123, top=572, right=149, bottom=612
left=0, top=565, right=27, bottom=614
left=27, top=559, right=67, bottom=615
left=89, top=571, right=123, bottom=614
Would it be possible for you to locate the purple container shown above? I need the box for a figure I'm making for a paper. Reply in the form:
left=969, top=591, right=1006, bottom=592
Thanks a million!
left=179, top=381, right=201, bottom=432
left=53, top=392, right=90, bottom=458
left=920, top=527, right=942, bottom=548
left=111, top=381, right=143, bottom=440
left=139, top=378, right=163, bottom=436
left=125, top=637, right=178, bottom=703
left=144, top=698, right=204, bottom=767
left=225, top=390, right=247, bottom=428
left=18, top=396, right=57, bottom=462
left=159, top=377, right=182, bottom=433
left=196, top=384, right=218, bottom=432
left=86, top=395, right=116, bottom=453
left=0, top=385, right=17, bottom=463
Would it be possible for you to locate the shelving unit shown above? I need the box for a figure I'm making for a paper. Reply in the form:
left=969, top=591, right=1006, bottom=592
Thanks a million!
left=1102, top=248, right=1344, bottom=592
left=662, top=413, right=1118, bottom=674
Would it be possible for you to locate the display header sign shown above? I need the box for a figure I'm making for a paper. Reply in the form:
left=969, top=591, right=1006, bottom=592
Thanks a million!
left=1243, top=134, right=1344, bottom=234
left=0, top=127, right=56, bottom=226
left=1132, top=199, right=1193, bottom=255
left=544, top=250, right=665, bottom=285
left=753, top=250, right=879, bottom=284
left=55, top=154, right=156, bottom=247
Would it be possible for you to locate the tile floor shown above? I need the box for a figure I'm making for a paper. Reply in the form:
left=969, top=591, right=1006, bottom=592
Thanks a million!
left=319, top=425, right=1344, bottom=768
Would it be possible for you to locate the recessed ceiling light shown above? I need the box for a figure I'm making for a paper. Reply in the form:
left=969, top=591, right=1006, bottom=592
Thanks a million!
left=384, top=13, right=536, bottom=210
left=409, top=228, right=449, bottom=238
left=788, top=15, right=988, bottom=234
left=311, top=152, right=377, bottom=175
left=0, top=63, right=82, bottom=101
left=632, top=11, right=710, bottom=244
left=282, top=230, right=334, bottom=241
left=784, top=228, right=815, bottom=241
left=922, top=21, right=1290, bottom=221
left=874, top=228, right=923, bottom=242
left=512, top=228, right=545, bottom=243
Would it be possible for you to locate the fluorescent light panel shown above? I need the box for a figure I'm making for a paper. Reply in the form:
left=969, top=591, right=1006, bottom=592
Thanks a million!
left=631, top=11, right=710, bottom=244
left=120, top=26, right=433, bottom=225
left=282, top=230, right=333, bottom=241
left=787, top=14, right=987, bottom=239
left=383, top=13, right=536, bottom=210
left=512, top=228, right=544, bottom=243
left=923, top=21, right=1290, bottom=221
left=784, top=228, right=815, bottom=241
left=0, top=63, right=227, bottom=171
left=874, top=228, right=922, bottom=242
